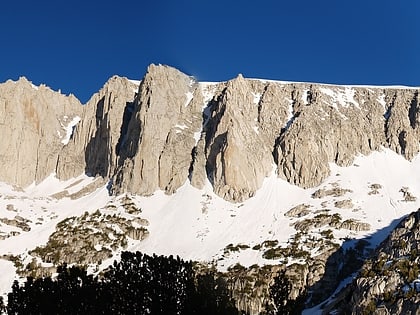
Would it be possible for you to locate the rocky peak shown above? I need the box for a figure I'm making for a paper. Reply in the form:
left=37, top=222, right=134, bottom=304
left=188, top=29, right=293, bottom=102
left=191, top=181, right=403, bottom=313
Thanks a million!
left=0, top=77, right=81, bottom=187
left=201, top=75, right=273, bottom=201
left=112, top=64, right=202, bottom=195
left=56, top=75, right=139, bottom=181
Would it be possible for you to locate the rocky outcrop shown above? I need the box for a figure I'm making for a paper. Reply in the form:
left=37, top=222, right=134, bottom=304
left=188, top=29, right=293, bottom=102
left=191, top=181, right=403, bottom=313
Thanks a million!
left=29, top=198, right=149, bottom=267
left=386, top=90, right=420, bottom=160
left=0, top=75, right=139, bottom=188
left=325, top=210, right=420, bottom=314
left=275, top=85, right=418, bottom=188
left=0, top=77, right=81, bottom=187
left=221, top=264, right=282, bottom=315
left=199, top=75, right=274, bottom=202
left=284, top=204, right=312, bottom=218
left=112, top=64, right=203, bottom=195
left=56, top=76, right=139, bottom=180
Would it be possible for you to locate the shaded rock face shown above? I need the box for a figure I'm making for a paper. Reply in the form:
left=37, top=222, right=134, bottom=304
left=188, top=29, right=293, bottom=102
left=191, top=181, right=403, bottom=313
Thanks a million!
left=112, top=64, right=203, bottom=195
left=1, top=65, right=420, bottom=203
left=0, top=78, right=81, bottom=187
left=56, top=76, right=139, bottom=180
left=199, top=75, right=274, bottom=202
left=326, top=210, right=420, bottom=315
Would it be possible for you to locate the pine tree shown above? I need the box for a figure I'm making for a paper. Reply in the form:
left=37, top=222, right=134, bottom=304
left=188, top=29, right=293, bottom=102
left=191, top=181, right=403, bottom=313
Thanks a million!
left=268, top=270, right=305, bottom=315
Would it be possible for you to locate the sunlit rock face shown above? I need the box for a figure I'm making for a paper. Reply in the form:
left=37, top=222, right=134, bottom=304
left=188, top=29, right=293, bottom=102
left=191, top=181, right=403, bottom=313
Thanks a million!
left=0, top=77, right=81, bottom=187
left=113, top=65, right=420, bottom=202
left=112, top=64, right=204, bottom=196
left=1, top=64, right=419, bottom=203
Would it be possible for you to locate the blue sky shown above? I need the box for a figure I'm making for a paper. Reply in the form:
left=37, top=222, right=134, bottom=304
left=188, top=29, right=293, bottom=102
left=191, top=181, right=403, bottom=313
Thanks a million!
left=1, top=0, right=419, bottom=103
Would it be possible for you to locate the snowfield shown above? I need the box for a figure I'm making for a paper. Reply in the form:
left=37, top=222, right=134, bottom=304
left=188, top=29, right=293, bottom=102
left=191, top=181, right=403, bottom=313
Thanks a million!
left=129, top=149, right=420, bottom=266
left=1, top=148, right=420, bottom=309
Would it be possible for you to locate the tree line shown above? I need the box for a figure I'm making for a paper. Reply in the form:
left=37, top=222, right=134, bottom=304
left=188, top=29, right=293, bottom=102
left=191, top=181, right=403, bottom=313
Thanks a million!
left=3, top=251, right=304, bottom=314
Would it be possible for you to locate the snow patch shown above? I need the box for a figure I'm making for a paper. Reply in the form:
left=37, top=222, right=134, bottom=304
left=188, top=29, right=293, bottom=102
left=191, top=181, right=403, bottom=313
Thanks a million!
left=128, top=79, right=141, bottom=86
left=377, top=94, right=386, bottom=108
left=193, top=131, right=201, bottom=144
left=283, top=99, right=295, bottom=131
left=199, top=82, right=218, bottom=107
left=251, top=92, right=262, bottom=105
left=128, top=79, right=141, bottom=93
left=301, top=89, right=309, bottom=105
left=184, top=91, right=194, bottom=107
left=190, top=82, right=219, bottom=145
left=61, top=116, right=81, bottom=145
left=320, top=87, right=360, bottom=109
left=174, top=124, right=188, bottom=134
left=0, top=260, right=16, bottom=301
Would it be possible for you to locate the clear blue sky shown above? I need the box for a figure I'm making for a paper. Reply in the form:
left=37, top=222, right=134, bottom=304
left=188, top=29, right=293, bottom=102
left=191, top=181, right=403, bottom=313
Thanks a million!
left=1, top=0, right=419, bottom=103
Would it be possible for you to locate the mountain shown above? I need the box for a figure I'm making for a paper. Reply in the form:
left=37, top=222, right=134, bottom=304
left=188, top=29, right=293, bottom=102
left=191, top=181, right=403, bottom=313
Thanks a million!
left=0, top=64, right=419, bottom=314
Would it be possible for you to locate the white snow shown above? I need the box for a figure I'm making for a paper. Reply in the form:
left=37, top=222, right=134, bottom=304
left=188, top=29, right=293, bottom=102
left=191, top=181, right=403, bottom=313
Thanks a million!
left=251, top=92, right=262, bottom=105
left=250, top=78, right=420, bottom=90
left=199, top=82, right=218, bottom=106
left=121, top=149, right=420, bottom=272
left=0, top=173, right=111, bottom=299
left=128, top=80, right=141, bottom=86
left=0, top=176, right=110, bottom=257
left=184, top=91, right=194, bottom=107
left=128, top=79, right=141, bottom=93
left=174, top=124, right=188, bottom=130
left=320, top=87, right=360, bottom=109
left=1, top=148, right=420, bottom=303
left=174, top=124, right=188, bottom=134
left=189, top=82, right=218, bottom=145
left=61, top=116, right=81, bottom=145
left=301, top=89, right=309, bottom=105
left=283, top=98, right=295, bottom=131
left=193, top=131, right=201, bottom=144
left=0, top=260, right=16, bottom=300
left=377, top=94, right=386, bottom=109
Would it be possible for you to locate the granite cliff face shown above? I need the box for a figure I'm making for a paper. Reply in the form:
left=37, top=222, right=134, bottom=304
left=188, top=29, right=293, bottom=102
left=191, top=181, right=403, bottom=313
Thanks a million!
left=0, top=77, right=81, bottom=187
left=111, top=65, right=420, bottom=202
left=0, top=65, right=419, bottom=203
left=56, top=76, right=139, bottom=181
left=112, top=64, right=203, bottom=196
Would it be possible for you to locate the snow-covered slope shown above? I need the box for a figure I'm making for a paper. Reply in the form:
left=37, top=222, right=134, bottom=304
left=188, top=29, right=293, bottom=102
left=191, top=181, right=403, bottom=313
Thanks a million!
left=1, top=148, right=419, bottom=306
left=0, top=175, right=112, bottom=296
left=132, top=148, right=420, bottom=265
